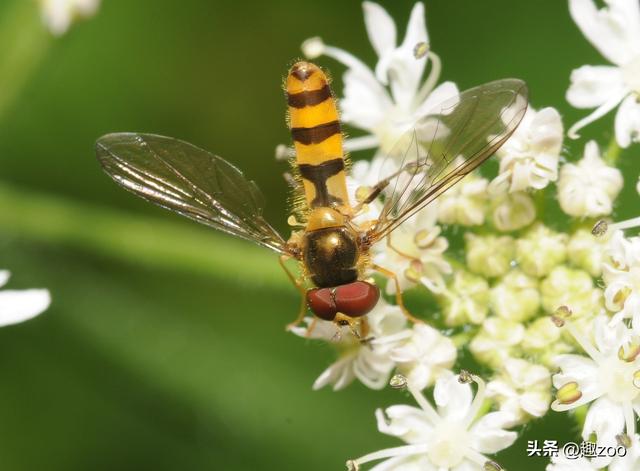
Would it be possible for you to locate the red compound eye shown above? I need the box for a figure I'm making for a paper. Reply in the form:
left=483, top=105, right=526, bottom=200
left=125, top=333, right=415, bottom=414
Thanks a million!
left=334, top=281, right=379, bottom=318
left=307, top=281, right=380, bottom=321
left=306, top=288, right=337, bottom=321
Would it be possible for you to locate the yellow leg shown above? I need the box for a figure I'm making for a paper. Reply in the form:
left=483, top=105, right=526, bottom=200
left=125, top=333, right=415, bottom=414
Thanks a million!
left=278, top=255, right=308, bottom=331
left=372, top=263, right=423, bottom=324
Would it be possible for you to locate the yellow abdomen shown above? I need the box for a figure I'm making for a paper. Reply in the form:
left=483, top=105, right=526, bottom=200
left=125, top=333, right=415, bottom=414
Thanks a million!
left=286, top=61, right=350, bottom=211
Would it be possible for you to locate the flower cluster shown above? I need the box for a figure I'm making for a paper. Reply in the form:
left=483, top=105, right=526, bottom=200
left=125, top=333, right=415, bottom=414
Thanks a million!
left=289, top=1, right=640, bottom=470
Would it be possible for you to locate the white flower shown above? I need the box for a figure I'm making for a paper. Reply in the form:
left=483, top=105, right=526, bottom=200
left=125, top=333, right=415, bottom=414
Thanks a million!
left=540, top=266, right=603, bottom=317
left=290, top=298, right=409, bottom=390
left=491, top=191, right=536, bottom=232
left=465, top=233, right=516, bottom=279
left=374, top=205, right=451, bottom=294
left=551, top=315, right=640, bottom=468
left=302, top=2, right=459, bottom=155
left=0, top=270, right=50, bottom=327
left=487, top=357, right=551, bottom=426
left=347, top=371, right=517, bottom=471
left=490, top=269, right=541, bottom=323
left=567, top=228, right=611, bottom=277
left=602, top=230, right=640, bottom=327
left=439, top=269, right=490, bottom=327
left=522, top=317, right=573, bottom=367
left=489, top=106, right=563, bottom=193
left=347, top=156, right=389, bottom=224
left=548, top=437, right=640, bottom=471
left=469, top=317, right=525, bottom=369
left=437, top=172, right=489, bottom=226
left=515, top=223, right=568, bottom=277
left=39, top=0, right=100, bottom=36
left=610, top=434, right=640, bottom=471
left=389, top=323, right=456, bottom=390
left=558, top=141, right=624, bottom=217
left=566, top=0, right=640, bottom=147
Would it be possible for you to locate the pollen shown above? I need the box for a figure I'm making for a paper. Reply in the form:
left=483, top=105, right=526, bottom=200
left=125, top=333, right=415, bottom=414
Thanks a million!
left=551, top=305, right=572, bottom=327
left=592, top=219, right=609, bottom=237
left=618, top=340, right=640, bottom=362
left=345, top=460, right=359, bottom=471
left=413, top=41, right=429, bottom=59
left=556, top=381, right=582, bottom=405
left=633, top=370, right=640, bottom=389
left=483, top=460, right=503, bottom=471
left=414, top=229, right=432, bottom=248
left=390, top=374, right=408, bottom=389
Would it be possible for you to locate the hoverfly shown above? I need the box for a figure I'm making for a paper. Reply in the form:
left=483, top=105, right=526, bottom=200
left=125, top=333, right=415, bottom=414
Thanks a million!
left=96, top=61, right=527, bottom=334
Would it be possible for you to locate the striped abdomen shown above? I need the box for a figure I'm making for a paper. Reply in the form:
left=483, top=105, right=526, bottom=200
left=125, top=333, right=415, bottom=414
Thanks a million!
left=286, top=61, right=349, bottom=211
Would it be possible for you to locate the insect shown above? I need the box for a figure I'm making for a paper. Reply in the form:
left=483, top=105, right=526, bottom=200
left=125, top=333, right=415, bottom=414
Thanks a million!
left=96, top=61, right=527, bottom=335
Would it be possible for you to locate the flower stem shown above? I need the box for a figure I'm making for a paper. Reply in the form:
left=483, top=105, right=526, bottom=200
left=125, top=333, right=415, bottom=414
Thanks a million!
left=0, top=182, right=288, bottom=290
left=605, top=135, right=622, bottom=166
left=0, top=1, right=51, bottom=124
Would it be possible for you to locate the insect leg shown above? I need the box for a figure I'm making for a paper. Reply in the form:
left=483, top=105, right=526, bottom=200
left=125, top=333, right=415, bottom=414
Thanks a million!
left=371, top=263, right=424, bottom=324
left=278, top=255, right=309, bottom=331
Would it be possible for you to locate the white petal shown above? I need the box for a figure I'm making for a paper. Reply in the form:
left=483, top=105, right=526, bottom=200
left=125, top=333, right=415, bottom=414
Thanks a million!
left=615, top=94, right=640, bottom=148
left=470, top=411, right=518, bottom=453
left=552, top=354, right=599, bottom=383
left=520, top=391, right=551, bottom=417
left=377, top=405, right=433, bottom=443
left=434, top=372, right=472, bottom=421
left=582, top=396, right=625, bottom=443
left=312, top=354, right=355, bottom=390
left=569, top=0, right=640, bottom=65
left=567, top=65, right=626, bottom=108
left=363, top=2, right=397, bottom=59
left=529, top=107, right=564, bottom=155
left=413, top=81, right=459, bottom=118
left=341, top=68, right=392, bottom=131
left=0, top=289, right=50, bottom=327
left=387, top=2, right=428, bottom=109
left=353, top=349, right=395, bottom=390
left=0, top=270, right=10, bottom=288
left=567, top=90, right=627, bottom=139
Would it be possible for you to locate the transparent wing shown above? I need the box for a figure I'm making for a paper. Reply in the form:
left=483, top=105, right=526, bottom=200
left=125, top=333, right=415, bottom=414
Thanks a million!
left=368, top=79, right=528, bottom=241
left=96, top=132, right=287, bottom=253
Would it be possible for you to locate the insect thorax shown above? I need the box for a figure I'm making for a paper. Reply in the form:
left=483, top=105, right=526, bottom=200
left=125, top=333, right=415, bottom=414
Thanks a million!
left=302, top=207, right=359, bottom=288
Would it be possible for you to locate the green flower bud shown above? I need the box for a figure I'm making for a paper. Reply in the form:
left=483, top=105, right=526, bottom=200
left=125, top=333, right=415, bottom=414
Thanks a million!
left=567, top=228, right=609, bottom=277
left=516, top=223, right=568, bottom=277
left=540, top=266, right=603, bottom=316
left=522, top=317, right=573, bottom=367
left=440, top=269, right=490, bottom=327
left=465, top=233, right=516, bottom=278
left=490, top=269, right=540, bottom=322
left=470, top=317, right=524, bottom=369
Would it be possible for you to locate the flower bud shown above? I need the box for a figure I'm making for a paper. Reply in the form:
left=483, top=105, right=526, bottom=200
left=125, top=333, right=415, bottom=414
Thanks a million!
left=558, top=141, right=623, bottom=217
left=465, top=233, right=516, bottom=278
left=470, top=317, right=525, bottom=369
left=440, top=269, right=490, bottom=326
left=515, top=223, right=567, bottom=277
left=491, top=192, right=536, bottom=232
left=490, top=269, right=540, bottom=322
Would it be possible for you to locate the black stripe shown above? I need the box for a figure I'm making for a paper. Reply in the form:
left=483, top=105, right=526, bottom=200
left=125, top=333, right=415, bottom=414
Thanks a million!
left=287, top=85, right=332, bottom=108
left=298, top=158, right=344, bottom=207
left=291, top=121, right=341, bottom=145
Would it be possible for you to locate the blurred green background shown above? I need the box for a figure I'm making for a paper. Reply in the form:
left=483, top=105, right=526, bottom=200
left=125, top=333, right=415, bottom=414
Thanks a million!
left=0, top=0, right=636, bottom=469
